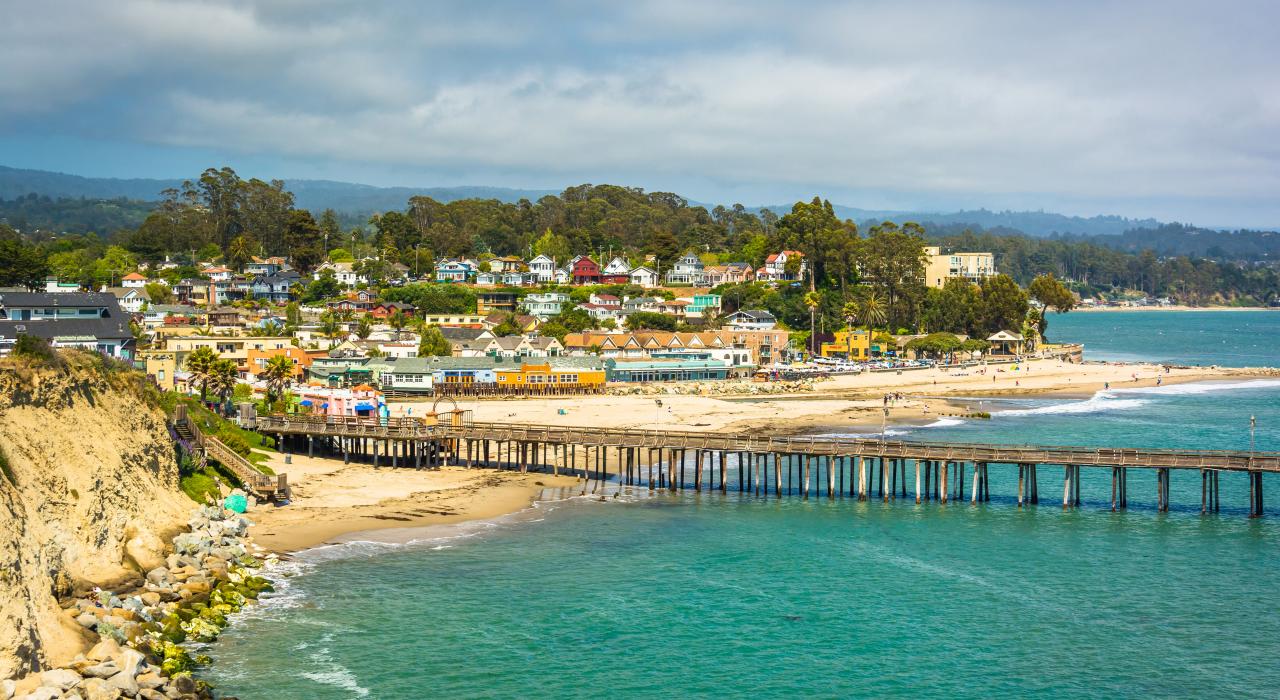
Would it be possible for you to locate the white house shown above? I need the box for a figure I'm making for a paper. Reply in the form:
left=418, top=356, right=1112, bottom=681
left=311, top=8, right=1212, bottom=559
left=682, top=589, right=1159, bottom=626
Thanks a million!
left=602, top=257, right=631, bottom=276
left=629, top=266, right=659, bottom=288
left=524, top=292, right=569, bottom=319
left=202, top=266, right=234, bottom=282
left=724, top=309, right=778, bottom=330
left=529, top=255, right=557, bottom=283
left=314, top=262, right=367, bottom=287
left=101, top=286, right=151, bottom=314
left=665, top=252, right=704, bottom=285
left=757, top=250, right=806, bottom=282
left=120, top=272, right=148, bottom=288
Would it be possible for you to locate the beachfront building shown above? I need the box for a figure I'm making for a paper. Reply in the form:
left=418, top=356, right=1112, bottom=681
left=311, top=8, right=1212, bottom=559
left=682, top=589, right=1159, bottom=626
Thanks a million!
left=563, top=329, right=781, bottom=367
left=528, top=255, right=557, bottom=283
left=245, top=346, right=316, bottom=382
left=629, top=266, right=659, bottom=288
left=819, top=329, right=872, bottom=360
left=0, top=291, right=136, bottom=360
left=606, top=357, right=732, bottom=382
left=987, top=330, right=1026, bottom=357
left=923, top=246, right=996, bottom=288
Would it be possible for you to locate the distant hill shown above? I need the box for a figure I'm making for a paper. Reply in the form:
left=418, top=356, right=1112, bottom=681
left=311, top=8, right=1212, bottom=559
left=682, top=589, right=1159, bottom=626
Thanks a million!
left=0, top=166, right=556, bottom=214
left=746, top=203, right=1163, bottom=238
left=0, top=164, right=1192, bottom=239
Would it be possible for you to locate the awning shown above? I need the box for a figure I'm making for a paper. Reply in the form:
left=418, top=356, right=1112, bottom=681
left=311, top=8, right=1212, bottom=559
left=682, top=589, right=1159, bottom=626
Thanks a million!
left=355, top=402, right=375, bottom=410
left=299, top=399, right=313, bottom=406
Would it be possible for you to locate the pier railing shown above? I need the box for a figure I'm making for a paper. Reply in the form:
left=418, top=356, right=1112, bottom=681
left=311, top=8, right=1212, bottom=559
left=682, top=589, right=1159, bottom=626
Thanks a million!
left=254, top=414, right=1279, bottom=473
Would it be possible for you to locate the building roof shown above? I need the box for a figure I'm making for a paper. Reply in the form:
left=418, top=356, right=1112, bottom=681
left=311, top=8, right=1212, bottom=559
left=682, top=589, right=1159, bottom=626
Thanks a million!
left=379, top=355, right=603, bottom=374
left=728, top=309, right=775, bottom=321
left=102, top=287, right=150, bottom=301
left=987, top=331, right=1024, bottom=341
left=0, top=292, right=121, bottom=308
left=121, top=272, right=147, bottom=281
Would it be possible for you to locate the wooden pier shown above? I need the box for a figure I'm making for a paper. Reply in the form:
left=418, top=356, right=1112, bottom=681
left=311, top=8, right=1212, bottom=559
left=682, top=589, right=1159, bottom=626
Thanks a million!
left=249, top=414, right=1277, bottom=517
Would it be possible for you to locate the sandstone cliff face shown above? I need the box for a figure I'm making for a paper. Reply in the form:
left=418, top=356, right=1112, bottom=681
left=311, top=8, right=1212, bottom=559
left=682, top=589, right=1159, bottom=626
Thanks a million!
left=0, top=359, right=190, bottom=679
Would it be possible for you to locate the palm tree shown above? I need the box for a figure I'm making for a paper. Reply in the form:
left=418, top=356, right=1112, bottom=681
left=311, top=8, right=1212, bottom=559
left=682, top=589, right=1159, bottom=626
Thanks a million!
left=261, top=355, right=294, bottom=404
left=355, top=316, right=373, bottom=340
left=388, top=309, right=407, bottom=341
left=185, top=347, right=219, bottom=401
left=208, top=358, right=239, bottom=413
left=858, top=291, right=888, bottom=329
left=319, top=311, right=341, bottom=348
left=803, top=291, right=821, bottom=356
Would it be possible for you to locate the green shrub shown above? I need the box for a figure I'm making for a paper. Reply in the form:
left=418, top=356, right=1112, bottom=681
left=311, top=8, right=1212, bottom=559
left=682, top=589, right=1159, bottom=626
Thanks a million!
left=12, top=334, right=62, bottom=367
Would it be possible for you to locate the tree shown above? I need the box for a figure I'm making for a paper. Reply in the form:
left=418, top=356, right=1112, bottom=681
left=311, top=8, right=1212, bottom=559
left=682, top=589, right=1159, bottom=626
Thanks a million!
left=803, top=291, right=821, bottom=354
left=208, top=358, right=239, bottom=410
left=319, top=311, right=342, bottom=348
left=853, top=290, right=888, bottom=329
left=355, top=316, right=373, bottom=340
left=284, top=209, right=325, bottom=272
left=492, top=313, right=522, bottom=337
left=1028, top=273, right=1077, bottom=339
left=532, top=228, right=571, bottom=264
left=261, top=355, right=294, bottom=403
left=0, top=233, right=49, bottom=289
left=906, top=332, right=963, bottom=361
left=920, top=277, right=981, bottom=335
left=185, top=346, right=220, bottom=401
left=144, top=282, right=174, bottom=305
left=284, top=301, right=302, bottom=329
left=418, top=325, right=452, bottom=356
left=328, top=247, right=355, bottom=263
left=625, top=311, right=676, bottom=331
left=538, top=321, right=570, bottom=343
left=648, top=229, right=681, bottom=267
left=388, top=310, right=408, bottom=340
left=302, top=271, right=342, bottom=303
left=979, top=274, right=1030, bottom=334
left=860, top=222, right=928, bottom=330
left=227, top=234, right=253, bottom=271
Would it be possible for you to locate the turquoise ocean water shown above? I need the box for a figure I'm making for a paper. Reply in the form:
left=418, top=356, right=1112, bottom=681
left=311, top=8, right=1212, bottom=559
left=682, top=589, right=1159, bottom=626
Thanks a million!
left=207, top=311, right=1280, bottom=698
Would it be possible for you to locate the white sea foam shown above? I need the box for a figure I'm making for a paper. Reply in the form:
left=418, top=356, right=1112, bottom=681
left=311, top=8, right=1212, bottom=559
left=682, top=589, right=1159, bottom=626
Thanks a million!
left=1113, top=378, right=1280, bottom=396
left=299, top=643, right=370, bottom=697
left=994, top=391, right=1149, bottom=417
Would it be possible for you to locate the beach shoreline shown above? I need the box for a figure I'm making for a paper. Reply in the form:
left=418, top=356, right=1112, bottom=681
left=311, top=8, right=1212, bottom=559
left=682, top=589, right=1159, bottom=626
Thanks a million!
left=250, top=361, right=1279, bottom=555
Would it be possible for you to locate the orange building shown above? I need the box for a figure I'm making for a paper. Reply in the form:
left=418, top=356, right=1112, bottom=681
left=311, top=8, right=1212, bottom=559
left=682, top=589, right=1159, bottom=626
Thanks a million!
left=245, top=346, right=317, bottom=381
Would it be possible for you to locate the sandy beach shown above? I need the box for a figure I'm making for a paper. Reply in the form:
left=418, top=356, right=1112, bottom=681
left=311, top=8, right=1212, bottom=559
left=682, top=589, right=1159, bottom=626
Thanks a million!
left=391, top=357, right=1276, bottom=435
left=249, top=451, right=578, bottom=552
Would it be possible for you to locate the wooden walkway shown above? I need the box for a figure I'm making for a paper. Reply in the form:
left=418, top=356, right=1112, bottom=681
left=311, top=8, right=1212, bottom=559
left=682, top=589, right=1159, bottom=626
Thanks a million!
left=250, top=414, right=1275, bottom=516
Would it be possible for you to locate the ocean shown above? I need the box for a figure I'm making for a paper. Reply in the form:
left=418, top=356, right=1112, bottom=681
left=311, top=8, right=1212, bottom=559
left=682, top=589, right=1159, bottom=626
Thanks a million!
left=206, top=311, right=1280, bottom=699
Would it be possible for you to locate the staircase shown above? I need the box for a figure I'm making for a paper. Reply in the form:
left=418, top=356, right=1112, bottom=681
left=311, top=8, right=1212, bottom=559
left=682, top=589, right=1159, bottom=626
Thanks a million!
left=172, top=405, right=290, bottom=504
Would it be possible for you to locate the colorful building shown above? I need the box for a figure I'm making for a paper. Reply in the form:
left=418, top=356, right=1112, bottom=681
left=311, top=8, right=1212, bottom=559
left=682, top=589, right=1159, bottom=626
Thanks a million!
left=819, top=329, right=872, bottom=360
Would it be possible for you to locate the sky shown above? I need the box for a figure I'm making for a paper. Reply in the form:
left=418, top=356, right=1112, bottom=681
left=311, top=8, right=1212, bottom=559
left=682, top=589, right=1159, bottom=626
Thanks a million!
left=1, top=0, right=1278, bottom=227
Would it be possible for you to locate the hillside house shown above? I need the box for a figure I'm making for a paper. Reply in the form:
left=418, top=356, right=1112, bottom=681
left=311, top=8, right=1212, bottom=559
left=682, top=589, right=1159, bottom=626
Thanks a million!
left=528, top=254, right=557, bottom=283
left=665, top=252, right=704, bottom=285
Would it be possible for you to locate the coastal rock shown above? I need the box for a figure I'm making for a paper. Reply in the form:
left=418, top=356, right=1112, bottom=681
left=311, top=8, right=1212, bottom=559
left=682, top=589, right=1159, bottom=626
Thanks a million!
left=145, top=568, right=171, bottom=586
left=0, top=679, right=13, bottom=699
left=135, top=672, right=164, bottom=690
left=87, top=639, right=121, bottom=663
left=125, top=529, right=167, bottom=572
left=81, top=660, right=120, bottom=678
left=78, top=678, right=121, bottom=700
left=76, top=613, right=99, bottom=629
left=117, top=649, right=144, bottom=678
left=39, top=668, right=82, bottom=690
left=22, top=687, right=62, bottom=700
left=105, top=669, right=139, bottom=696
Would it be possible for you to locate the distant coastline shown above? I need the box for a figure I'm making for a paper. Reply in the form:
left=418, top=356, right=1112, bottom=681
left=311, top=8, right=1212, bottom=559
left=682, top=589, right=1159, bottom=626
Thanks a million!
left=1074, top=305, right=1275, bottom=312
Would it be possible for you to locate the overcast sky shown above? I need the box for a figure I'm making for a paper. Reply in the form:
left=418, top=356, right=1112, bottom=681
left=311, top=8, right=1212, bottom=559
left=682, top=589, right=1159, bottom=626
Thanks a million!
left=1, top=0, right=1277, bottom=226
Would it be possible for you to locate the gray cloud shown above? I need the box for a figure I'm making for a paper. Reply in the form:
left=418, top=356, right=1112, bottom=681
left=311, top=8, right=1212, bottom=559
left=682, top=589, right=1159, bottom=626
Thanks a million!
left=1, top=0, right=1277, bottom=225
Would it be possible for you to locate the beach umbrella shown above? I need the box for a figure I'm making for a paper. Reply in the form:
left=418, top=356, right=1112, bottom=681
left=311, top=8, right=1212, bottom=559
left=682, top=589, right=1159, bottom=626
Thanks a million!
left=300, top=399, right=313, bottom=406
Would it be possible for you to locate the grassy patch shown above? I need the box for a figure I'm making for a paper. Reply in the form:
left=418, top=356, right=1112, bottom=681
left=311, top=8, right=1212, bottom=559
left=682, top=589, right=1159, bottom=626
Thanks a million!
left=171, top=395, right=277, bottom=474
left=180, top=468, right=221, bottom=503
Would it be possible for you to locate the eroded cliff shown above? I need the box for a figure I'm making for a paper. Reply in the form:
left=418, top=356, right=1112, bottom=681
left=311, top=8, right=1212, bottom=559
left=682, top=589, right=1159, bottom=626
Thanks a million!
left=0, top=355, right=190, bottom=679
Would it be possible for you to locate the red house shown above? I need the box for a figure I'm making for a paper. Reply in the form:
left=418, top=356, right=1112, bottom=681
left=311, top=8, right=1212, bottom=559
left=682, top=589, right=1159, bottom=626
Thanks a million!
left=571, top=257, right=601, bottom=285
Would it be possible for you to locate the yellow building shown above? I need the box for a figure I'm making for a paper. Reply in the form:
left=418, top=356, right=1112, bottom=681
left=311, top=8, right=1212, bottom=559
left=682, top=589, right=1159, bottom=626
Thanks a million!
left=141, top=335, right=295, bottom=390
left=494, top=362, right=606, bottom=392
left=924, top=246, right=995, bottom=288
left=820, top=330, right=871, bottom=360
